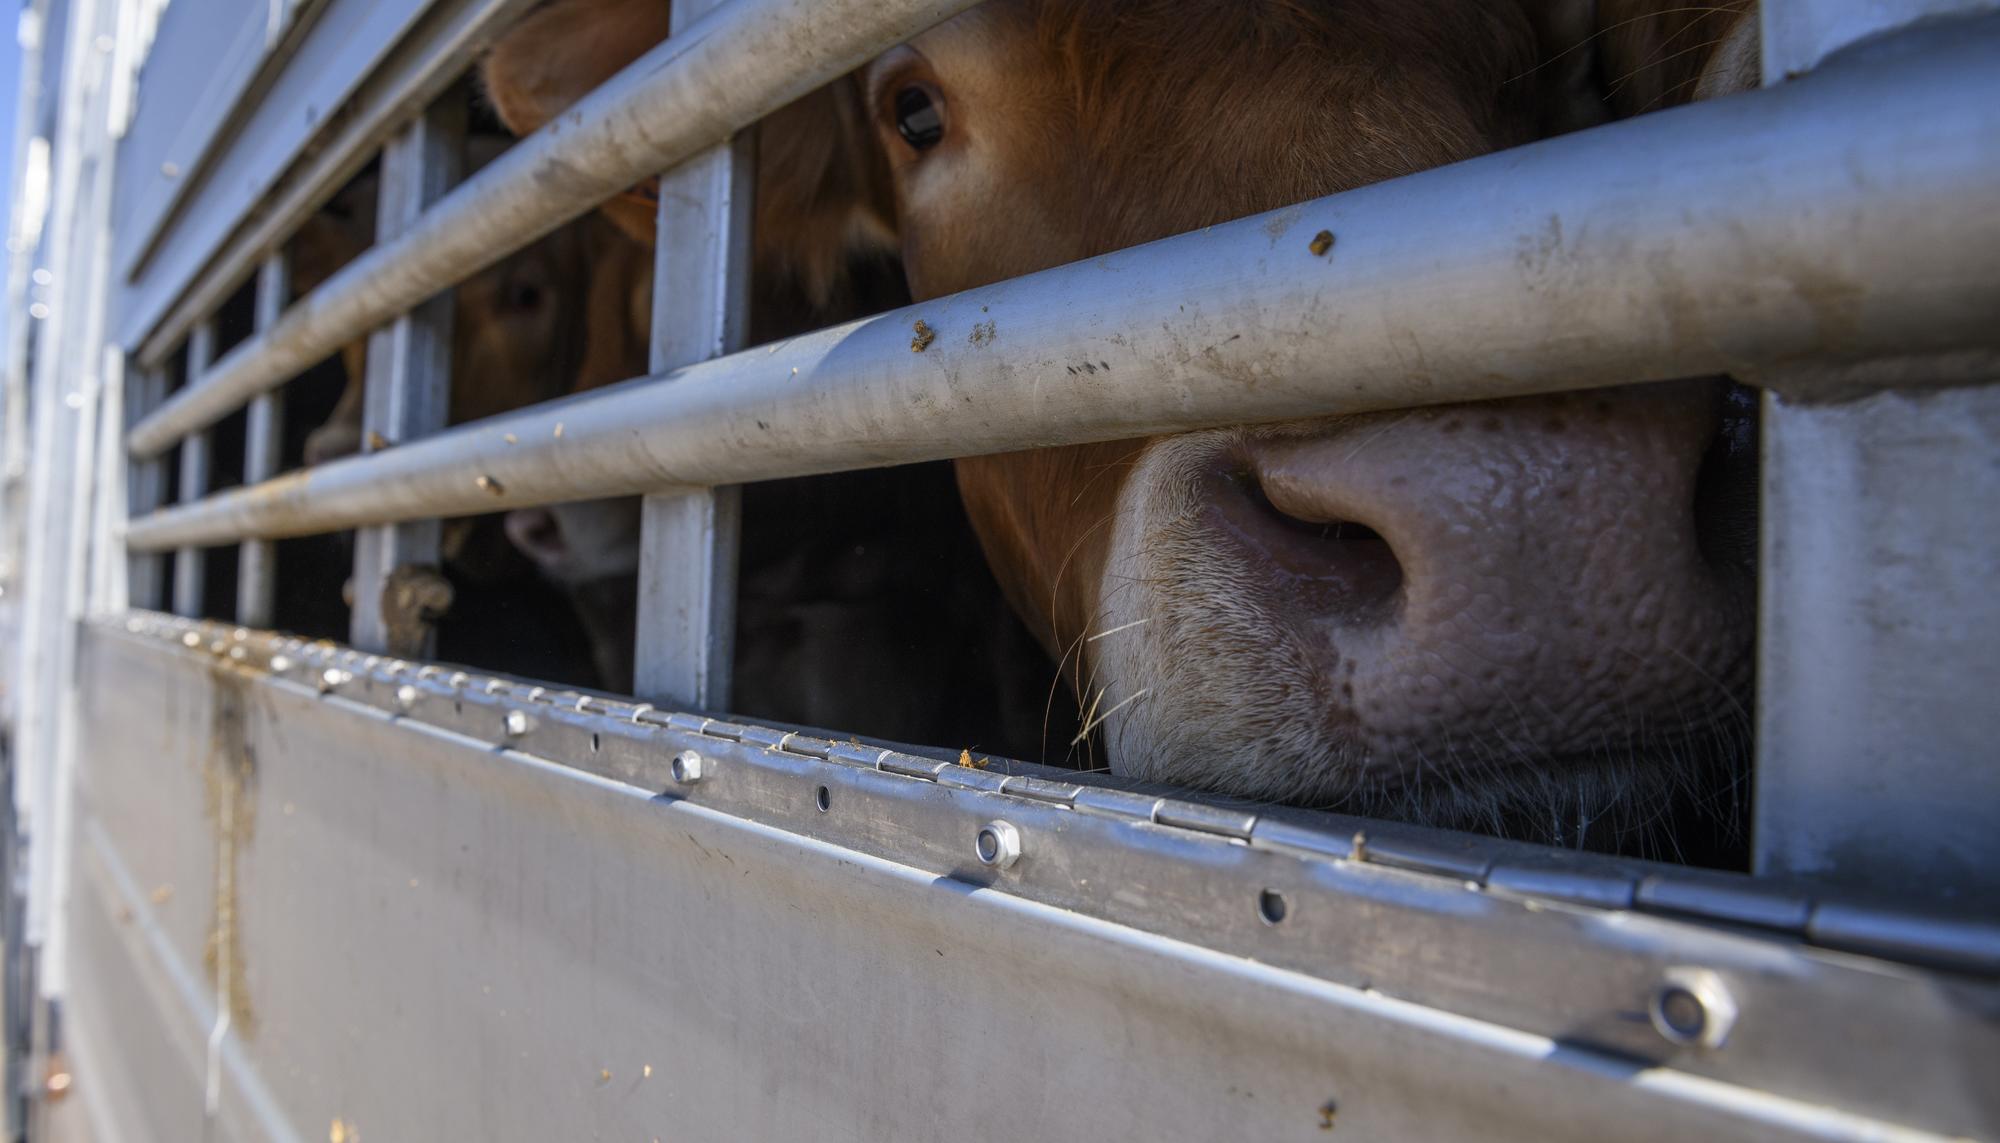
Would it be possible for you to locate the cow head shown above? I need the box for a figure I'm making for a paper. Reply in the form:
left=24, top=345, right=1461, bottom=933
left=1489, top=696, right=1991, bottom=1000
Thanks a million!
left=298, top=141, right=596, bottom=470
left=855, top=0, right=1762, bottom=846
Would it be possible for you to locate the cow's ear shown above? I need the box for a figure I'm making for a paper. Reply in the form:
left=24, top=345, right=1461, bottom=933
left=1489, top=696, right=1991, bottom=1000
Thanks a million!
left=753, top=78, right=900, bottom=310
left=481, top=0, right=670, bottom=138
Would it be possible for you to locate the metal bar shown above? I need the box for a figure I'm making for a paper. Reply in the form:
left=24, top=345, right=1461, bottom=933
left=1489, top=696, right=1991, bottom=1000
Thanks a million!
left=234, top=254, right=287, bottom=627
left=1753, top=2, right=2000, bottom=909
left=120, top=23, right=2000, bottom=552
left=15, top=0, right=130, bottom=1037
left=126, top=0, right=541, bottom=368
left=348, top=101, right=463, bottom=656
left=125, top=369, right=167, bottom=609
left=0, top=0, right=49, bottom=617
left=124, top=0, right=983, bottom=460
left=170, top=322, right=215, bottom=617
left=86, top=345, right=126, bottom=616
left=632, top=0, right=753, bottom=710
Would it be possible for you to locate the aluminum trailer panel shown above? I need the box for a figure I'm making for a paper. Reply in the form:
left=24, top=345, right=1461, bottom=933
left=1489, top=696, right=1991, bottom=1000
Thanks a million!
left=58, top=618, right=2000, bottom=1141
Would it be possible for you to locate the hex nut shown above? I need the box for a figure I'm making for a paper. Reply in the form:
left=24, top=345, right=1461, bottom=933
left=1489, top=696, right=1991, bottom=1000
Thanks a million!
left=976, top=820, right=1023, bottom=869
left=1650, top=968, right=1737, bottom=1049
left=671, top=750, right=705, bottom=784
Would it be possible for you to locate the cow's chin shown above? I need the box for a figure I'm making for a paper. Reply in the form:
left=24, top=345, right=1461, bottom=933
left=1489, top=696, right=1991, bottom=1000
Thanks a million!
left=1090, top=422, right=1752, bottom=857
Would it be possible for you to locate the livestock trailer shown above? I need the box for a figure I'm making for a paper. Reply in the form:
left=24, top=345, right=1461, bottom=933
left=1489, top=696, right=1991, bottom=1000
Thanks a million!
left=0, top=0, right=1996, bottom=1139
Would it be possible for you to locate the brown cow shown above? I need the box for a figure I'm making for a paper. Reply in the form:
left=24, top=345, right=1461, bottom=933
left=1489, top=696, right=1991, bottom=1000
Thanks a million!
left=489, top=0, right=1764, bottom=854
left=293, top=139, right=599, bottom=468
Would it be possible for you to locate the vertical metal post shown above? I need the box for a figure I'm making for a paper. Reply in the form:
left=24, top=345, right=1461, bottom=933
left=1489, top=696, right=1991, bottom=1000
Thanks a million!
left=86, top=345, right=126, bottom=615
left=236, top=254, right=288, bottom=627
left=632, top=0, right=752, bottom=709
left=125, top=367, right=166, bottom=609
left=170, top=321, right=214, bottom=618
left=349, top=100, right=464, bottom=656
left=1753, top=0, right=2000, bottom=907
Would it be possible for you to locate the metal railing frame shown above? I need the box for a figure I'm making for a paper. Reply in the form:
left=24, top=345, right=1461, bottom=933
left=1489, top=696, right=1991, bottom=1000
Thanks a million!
left=0, top=0, right=1994, bottom=1135
left=100, top=1, right=2000, bottom=909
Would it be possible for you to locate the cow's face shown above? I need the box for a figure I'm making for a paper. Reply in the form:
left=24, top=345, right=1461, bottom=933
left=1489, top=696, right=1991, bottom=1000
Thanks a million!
left=860, top=0, right=1756, bottom=840
left=298, top=166, right=593, bottom=468
left=449, top=223, right=592, bottom=425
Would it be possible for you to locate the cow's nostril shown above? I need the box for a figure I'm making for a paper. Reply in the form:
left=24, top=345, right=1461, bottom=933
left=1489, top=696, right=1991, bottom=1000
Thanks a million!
left=503, top=507, right=569, bottom=568
left=1206, top=463, right=1403, bottom=620
left=1246, top=475, right=1385, bottom=546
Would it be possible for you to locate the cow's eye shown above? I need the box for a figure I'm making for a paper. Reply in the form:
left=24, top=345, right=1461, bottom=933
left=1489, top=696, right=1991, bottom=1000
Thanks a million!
left=894, top=84, right=945, bottom=151
left=505, top=281, right=544, bottom=311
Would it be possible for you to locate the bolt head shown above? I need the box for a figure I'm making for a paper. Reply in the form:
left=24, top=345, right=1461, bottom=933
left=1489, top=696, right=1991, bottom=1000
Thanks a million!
left=504, top=709, right=534, bottom=737
left=1650, top=968, right=1737, bottom=1049
left=976, top=820, right=1023, bottom=869
left=396, top=685, right=419, bottom=710
left=671, top=750, right=705, bottom=784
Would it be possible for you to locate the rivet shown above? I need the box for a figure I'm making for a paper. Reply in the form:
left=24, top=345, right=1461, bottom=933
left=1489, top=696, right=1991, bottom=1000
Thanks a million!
left=504, top=710, right=534, bottom=737
left=269, top=655, right=292, bottom=673
left=1650, top=968, right=1737, bottom=1049
left=670, top=750, right=705, bottom=784
left=975, top=820, right=1022, bottom=869
left=396, top=685, right=419, bottom=710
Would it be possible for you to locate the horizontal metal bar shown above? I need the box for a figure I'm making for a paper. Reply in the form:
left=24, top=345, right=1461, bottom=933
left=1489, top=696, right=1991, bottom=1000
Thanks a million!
left=120, top=19, right=2000, bottom=551
left=124, top=0, right=981, bottom=459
